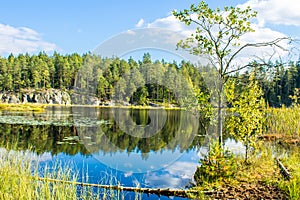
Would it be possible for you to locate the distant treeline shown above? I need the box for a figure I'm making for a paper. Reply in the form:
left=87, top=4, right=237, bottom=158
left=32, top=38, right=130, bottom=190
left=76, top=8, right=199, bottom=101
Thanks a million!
left=0, top=52, right=207, bottom=105
left=0, top=52, right=299, bottom=107
left=236, top=60, right=300, bottom=107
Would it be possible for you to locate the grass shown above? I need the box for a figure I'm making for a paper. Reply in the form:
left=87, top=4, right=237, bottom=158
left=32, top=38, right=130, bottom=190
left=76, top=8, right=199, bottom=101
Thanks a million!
left=278, top=147, right=300, bottom=200
left=0, top=103, right=46, bottom=112
left=237, top=144, right=283, bottom=185
left=263, top=105, right=300, bottom=198
left=193, top=143, right=281, bottom=190
left=190, top=143, right=288, bottom=199
left=0, top=149, right=79, bottom=200
left=0, top=102, right=183, bottom=111
left=0, top=148, right=130, bottom=200
left=265, top=105, right=300, bottom=139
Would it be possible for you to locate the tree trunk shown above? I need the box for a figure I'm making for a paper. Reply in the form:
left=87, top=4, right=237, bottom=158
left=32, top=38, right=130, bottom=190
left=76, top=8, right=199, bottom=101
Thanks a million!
left=217, top=83, right=223, bottom=146
left=245, top=142, right=248, bottom=163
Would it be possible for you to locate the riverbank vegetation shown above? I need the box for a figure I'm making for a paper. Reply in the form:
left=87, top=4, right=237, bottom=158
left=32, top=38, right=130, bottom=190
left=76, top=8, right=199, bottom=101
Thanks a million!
left=279, top=148, right=300, bottom=199
left=172, top=0, right=298, bottom=199
left=265, top=105, right=300, bottom=141
left=190, top=94, right=300, bottom=199
left=0, top=103, right=46, bottom=112
left=191, top=143, right=289, bottom=199
left=0, top=148, right=131, bottom=200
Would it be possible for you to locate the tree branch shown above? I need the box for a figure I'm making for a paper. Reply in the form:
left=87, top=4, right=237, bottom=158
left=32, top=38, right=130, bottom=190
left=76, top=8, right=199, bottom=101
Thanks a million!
left=224, top=37, right=291, bottom=75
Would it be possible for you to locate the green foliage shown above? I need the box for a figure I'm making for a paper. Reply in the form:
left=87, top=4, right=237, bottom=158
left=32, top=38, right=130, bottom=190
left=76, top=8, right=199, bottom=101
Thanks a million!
left=0, top=53, right=208, bottom=107
left=289, top=88, right=300, bottom=106
left=253, top=60, right=300, bottom=107
left=225, top=74, right=265, bottom=162
left=1, top=50, right=299, bottom=108
left=173, top=1, right=257, bottom=76
left=194, top=141, right=237, bottom=185
left=173, top=0, right=261, bottom=146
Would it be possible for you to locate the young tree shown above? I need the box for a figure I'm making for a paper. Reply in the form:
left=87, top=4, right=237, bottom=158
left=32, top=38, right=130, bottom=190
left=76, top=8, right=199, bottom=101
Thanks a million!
left=173, top=1, right=290, bottom=144
left=225, top=74, right=265, bottom=163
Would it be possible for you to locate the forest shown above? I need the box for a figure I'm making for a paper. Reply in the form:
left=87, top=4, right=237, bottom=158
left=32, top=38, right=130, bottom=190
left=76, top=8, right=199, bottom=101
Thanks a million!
left=0, top=51, right=300, bottom=107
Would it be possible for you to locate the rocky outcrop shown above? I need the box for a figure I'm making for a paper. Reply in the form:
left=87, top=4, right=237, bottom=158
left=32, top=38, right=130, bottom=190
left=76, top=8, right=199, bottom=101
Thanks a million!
left=71, top=93, right=100, bottom=105
left=0, top=92, right=21, bottom=104
left=0, top=89, right=126, bottom=106
left=0, top=89, right=72, bottom=105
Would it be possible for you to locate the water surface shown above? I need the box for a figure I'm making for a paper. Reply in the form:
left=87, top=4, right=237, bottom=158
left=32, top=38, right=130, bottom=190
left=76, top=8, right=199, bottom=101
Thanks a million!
left=0, top=106, right=238, bottom=199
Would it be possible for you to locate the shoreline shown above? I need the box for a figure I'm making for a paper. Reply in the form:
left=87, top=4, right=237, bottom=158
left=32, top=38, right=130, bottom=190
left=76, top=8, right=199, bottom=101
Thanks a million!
left=0, top=102, right=183, bottom=111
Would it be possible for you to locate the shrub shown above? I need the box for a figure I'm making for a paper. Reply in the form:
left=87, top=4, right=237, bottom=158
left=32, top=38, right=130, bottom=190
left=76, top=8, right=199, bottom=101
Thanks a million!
left=194, top=141, right=237, bottom=185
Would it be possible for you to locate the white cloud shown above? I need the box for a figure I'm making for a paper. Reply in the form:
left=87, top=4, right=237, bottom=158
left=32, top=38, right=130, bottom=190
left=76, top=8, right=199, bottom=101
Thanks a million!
left=135, top=18, right=145, bottom=28
left=237, top=24, right=290, bottom=63
left=145, top=11, right=291, bottom=65
left=240, top=0, right=300, bottom=26
left=147, top=15, right=193, bottom=36
left=0, top=23, right=58, bottom=55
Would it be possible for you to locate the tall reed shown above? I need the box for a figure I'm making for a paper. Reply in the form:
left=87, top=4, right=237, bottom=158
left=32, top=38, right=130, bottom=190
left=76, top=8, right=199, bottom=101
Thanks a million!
left=0, top=148, right=127, bottom=200
left=265, top=106, right=300, bottom=138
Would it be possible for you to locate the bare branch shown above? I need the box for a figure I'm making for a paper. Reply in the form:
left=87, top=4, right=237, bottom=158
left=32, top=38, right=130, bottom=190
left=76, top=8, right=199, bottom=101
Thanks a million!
left=224, top=37, right=291, bottom=74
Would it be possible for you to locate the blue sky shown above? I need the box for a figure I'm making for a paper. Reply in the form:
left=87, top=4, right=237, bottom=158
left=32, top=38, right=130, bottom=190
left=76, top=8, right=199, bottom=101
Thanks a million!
left=0, top=0, right=299, bottom=60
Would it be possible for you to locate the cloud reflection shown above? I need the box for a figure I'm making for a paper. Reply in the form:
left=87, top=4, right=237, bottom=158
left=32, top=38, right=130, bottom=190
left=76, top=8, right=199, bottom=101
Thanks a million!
left=145, top=161, right=198, bottom=188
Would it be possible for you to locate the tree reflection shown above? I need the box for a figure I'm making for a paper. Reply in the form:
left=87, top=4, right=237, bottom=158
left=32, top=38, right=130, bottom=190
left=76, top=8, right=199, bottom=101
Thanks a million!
left=0, top=108, right=208, bottom=158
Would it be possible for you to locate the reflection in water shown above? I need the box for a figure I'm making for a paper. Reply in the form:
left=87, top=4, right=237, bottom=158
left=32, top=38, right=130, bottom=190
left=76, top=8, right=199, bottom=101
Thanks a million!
left=0, top=106, right=209, bottom=200
left=0, top=107, right=206, bottom=157
left=144, top=161, right=199, bottom=188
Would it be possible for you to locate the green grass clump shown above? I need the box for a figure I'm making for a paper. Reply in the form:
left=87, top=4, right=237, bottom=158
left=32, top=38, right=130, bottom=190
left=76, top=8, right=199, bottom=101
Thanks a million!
left=194, top=141, right=237, bottom=186
left=192, top=143, right=283, bottom=194
left=0, top=103, right=46, bottom=112
left=0, top=149, right=78, bottom=200
left=0, top=148, right=127, bottom=200
left=265, top=106, right=300, bottom=138
left=278, top=148, right=300, bottom=200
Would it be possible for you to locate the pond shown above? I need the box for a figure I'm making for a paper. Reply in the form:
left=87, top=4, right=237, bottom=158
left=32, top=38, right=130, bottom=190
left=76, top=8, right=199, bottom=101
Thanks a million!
left=0, top=106, right=243, bottom=199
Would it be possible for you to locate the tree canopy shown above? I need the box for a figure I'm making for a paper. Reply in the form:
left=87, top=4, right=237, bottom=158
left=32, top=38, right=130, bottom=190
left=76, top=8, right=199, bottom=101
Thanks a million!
left=173, top=1, right=291, bottom=144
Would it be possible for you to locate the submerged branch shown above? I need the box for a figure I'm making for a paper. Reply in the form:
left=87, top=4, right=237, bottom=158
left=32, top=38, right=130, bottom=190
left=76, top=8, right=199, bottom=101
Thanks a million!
left=35, top=176, right=215, bottom=198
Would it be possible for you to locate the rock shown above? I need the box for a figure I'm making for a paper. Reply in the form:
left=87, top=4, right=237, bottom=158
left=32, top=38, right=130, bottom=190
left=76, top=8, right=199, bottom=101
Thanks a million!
left=0, top=89, right=73, bottom=105
left=61, top=91, right=71, bottom=105
left=8, top=94, right=19, bottom=103
left=71, top=93, right=99, bottom=105
left=27, top=93, right=34, bottom=102
left=1, top=93, right=8, bottom=103
left=22, top=94, right=28, bottom=103
left=0, top=93, right=20, bottom=103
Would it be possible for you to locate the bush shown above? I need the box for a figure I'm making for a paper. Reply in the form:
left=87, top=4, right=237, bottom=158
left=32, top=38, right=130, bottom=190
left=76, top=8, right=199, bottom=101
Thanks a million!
left=194, top=141, right=237, bottom=185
